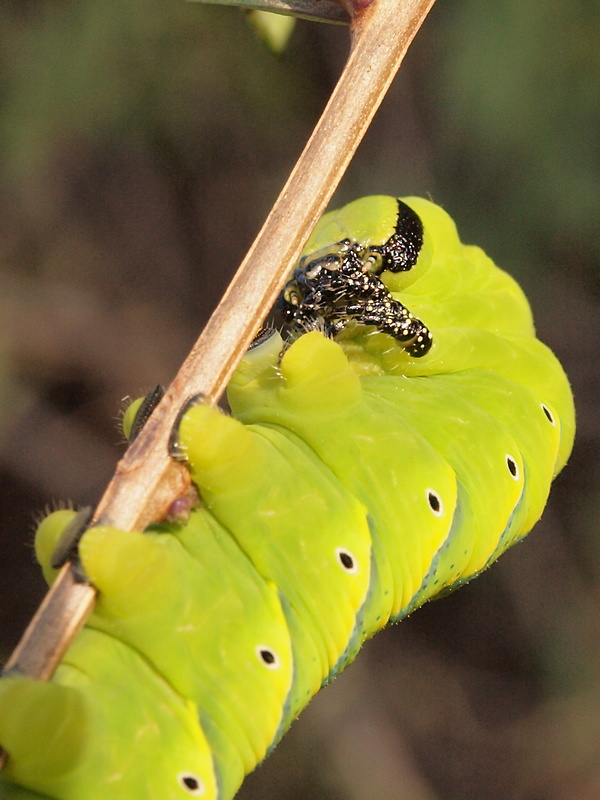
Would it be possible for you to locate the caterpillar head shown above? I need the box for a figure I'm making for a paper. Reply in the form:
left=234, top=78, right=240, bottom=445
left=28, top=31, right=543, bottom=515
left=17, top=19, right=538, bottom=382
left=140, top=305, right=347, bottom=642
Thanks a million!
left=280, top=198, right=434, bottom=357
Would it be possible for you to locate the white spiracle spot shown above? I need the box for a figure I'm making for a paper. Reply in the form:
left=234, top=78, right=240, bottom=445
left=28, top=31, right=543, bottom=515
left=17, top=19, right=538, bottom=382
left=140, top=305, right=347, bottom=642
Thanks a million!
left=256, top=646, right=280, bottom=669
left=335, top=547, right=358, bottom=574
left=505, top=454, right=520, bottom=481
left=426, top=489, right=443, bottom=517
left=177, top=773, right=205, bottom=796
left=541, top=403, right=556, bottom=425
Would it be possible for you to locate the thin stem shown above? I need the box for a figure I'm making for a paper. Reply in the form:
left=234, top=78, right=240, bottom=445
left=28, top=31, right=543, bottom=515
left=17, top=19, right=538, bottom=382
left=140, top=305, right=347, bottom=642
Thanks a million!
left=1, top=0, right=437, bottom=713
left=190, top=0, right=350, bottom=24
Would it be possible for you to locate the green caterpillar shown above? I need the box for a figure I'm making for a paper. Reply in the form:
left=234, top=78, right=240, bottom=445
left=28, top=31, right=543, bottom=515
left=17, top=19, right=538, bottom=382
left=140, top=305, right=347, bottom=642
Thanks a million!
left=0, top=196, right=575, bottom=800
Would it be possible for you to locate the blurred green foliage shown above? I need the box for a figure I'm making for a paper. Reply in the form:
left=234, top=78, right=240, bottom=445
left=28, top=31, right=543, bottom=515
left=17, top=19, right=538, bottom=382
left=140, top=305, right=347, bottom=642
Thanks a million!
left=429, top=0, right=600, bottom=277
left=245, top=9, right=296, bottom=52
left=0, top=1, right=598, bottom=798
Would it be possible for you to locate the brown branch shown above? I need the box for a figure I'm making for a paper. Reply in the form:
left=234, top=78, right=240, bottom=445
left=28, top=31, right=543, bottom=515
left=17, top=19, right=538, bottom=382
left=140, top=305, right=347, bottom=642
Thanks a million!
left=1, top=0, right=436, bottom=705
left=189, top=0, right=351, bottom=24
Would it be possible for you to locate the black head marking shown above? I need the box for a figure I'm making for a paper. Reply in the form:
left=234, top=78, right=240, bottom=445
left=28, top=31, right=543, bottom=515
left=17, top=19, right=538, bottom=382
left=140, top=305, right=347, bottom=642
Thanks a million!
left=279, top=201, right=431, bottom=357
left=372, top=200, right=424, bottom=274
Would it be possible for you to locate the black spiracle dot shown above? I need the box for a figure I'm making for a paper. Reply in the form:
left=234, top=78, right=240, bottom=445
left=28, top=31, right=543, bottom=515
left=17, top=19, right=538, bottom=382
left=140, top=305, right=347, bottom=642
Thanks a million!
left=257, top=646, right=280, bottom=669
left=426, top=489, right=443, bottom=517
left=177, top=772, right=205, bottom=796
left=506, top=454, right=520, bottom=480
left=335, top=547, right=358, bottom=573
left=541, top=403, right=556, bottom=425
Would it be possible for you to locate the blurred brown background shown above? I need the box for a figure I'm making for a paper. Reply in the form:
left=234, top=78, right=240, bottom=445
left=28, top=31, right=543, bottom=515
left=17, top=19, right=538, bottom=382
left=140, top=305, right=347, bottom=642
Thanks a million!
left=0, top=1, right=598, bottom=798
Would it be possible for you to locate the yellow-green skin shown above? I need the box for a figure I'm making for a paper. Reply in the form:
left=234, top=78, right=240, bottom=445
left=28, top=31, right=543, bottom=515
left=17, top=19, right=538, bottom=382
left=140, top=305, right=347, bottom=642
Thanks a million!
left=0, top=197, right=575, bottom=800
